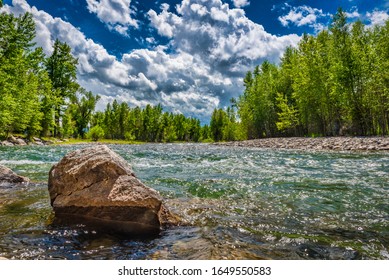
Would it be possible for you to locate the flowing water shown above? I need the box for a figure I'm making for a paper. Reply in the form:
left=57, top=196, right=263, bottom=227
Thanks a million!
left=0, top=143, right=388, bottom=260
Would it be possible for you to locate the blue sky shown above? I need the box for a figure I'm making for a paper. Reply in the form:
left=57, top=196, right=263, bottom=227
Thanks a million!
left=2, top=0, right=389, bottom=122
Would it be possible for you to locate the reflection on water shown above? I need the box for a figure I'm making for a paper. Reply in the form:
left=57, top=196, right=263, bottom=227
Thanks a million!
left=0, top=144, right=388, bottom=259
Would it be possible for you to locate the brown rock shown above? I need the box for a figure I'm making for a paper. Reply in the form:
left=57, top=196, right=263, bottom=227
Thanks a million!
left=48, top=145, right=179, bottom=235
left=14, top=138, right=27, bottom=146
left=7, top=136, right=27, bottom=146
left=1, top=141, right=14, bottom=147
left=0, top=165, right=30, bottom=187
left=8, top=135, right=18, bottom=143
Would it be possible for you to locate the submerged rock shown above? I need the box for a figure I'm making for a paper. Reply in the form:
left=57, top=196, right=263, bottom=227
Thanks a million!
left=48, top=145, right=179, bottom=235
left=0, top=165, right=30, bottom=187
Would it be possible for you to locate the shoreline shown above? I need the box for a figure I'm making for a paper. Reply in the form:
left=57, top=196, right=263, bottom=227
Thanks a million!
left=0, top=136, right=145, bottom=147
left=215, top=136, right=389, bottom=151
left=2, top=135, right=389, bottom=151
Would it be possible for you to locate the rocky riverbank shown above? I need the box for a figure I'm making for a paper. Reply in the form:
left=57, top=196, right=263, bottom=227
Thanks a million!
left=0, top=135, right=59, bottom=146
left=217, top=137, right=389, bottom=151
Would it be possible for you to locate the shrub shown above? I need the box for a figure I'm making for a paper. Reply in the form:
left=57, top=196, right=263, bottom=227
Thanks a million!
left=87, top=125, right=105, bottom=141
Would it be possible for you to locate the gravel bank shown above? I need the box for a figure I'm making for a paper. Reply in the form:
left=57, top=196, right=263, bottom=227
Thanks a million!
left=216, top=137, right=389, bottom=151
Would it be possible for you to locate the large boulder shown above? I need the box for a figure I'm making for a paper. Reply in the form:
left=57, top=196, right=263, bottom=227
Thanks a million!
left=48, top=145, right=179, bottom=235
left=0, top=165, right=30, bottom=187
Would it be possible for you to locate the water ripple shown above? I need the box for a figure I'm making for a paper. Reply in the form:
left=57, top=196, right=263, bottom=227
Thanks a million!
left=0, top=144, right=388, bottom=259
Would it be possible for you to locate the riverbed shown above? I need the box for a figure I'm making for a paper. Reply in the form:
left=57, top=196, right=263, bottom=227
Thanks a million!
left=0, top=143, right=388, bottom=259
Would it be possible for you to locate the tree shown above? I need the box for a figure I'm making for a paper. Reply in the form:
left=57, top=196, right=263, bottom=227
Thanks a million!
left=0, top=12, right=44, bottom=137
left=102, top=103, right=111, bottom=139
left=61, top=107, right=75, bottom=138
left=87, top=125, right=105, bottom=141
left=276, top=93, right=299, bottom=133
left=200, top=124, right=212, bottom=142
left=210, top=108, right=227, bottom=142
left=69, top=88, right=100, bottom=138
left=45, top=39, right=79, bottom=137
left=369, top=20, right=389, bottom=134
left=161, top=112, right=177, bottom=142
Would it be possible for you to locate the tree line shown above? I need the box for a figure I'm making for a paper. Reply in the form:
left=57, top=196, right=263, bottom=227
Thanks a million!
left=89, top=101, right=210, bottom=142
left=235, top=8, right=389, bottom=139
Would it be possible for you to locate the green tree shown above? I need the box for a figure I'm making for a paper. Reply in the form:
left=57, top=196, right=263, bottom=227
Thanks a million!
left=87, top=125, right=105, bottom=141
left=62, top=107, right=75, bottom=138
left=276, top=92, right=299, bottom=132
left=45, top=39, right=79, bottom=137
left=200, top=124, right=212, bottom=142
left=210, top=108, right=227, bottom=142
left=0, top=12, right=44, bottom=137
left=103, top=103, right=114, bottom=139
left=369, top=21, right=389, bottom=134
left=69, top=88, right=100, bottom=138
left=161, top=112, right=177, bottom=142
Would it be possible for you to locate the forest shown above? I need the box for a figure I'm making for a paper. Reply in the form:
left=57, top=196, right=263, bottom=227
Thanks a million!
left=236, top=8, right=389, bottom=139
left=0, top=8, right=389, bottom=142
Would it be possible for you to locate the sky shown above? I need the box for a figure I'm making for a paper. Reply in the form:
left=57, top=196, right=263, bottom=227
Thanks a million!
left=2, top=0, right=389, bottom=123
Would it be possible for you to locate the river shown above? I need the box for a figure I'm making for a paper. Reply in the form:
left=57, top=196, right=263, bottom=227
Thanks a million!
left=0, top=143, right=388, bottom=259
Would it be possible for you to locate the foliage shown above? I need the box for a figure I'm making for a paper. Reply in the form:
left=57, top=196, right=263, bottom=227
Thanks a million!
left=0, top=12, right=44, bottom=137
left=92, top=101, right=203, bottom=142
left=210, top=107, right=241, bottom=142
left=236, top=8, right=389, bottom=138
left=86, top=125, right=105, bottom=141
left=68, top=88, right=100, bottom=138
left=45, top=39, right=79, bottom=137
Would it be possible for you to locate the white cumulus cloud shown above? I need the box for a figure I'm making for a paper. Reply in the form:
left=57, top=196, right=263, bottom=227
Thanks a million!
left=278, top=4, right=329, bottom=32
left=366, top=9, right=389, bottom=26
left=86, top=0, right=138, bottom=35
left=345, top=7, right=360, bottom=19
left=232, top=0, right=250, bottom=9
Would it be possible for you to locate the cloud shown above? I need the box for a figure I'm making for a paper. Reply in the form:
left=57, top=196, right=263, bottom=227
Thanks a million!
left=146, top=0, right=300, bottom=114
left=366, top=9, right=389, bottom=26
left=3, top=1, right=150, bottom=95
left=4, top=0, right=300, bottom=123
left=278, top=4, right=329, bottom=32
left=232, top=0, right=250, bottom=9
left=149, top=0, right=299, bottom=70
left=345, top=7, right=360, bottom=19
left=148, top=6, right=181, bottom=38
left=86, top=0, right=138, bottom=35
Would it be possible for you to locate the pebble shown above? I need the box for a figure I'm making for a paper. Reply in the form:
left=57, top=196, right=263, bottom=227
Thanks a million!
left=217, top=137, right=389, bottom=151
